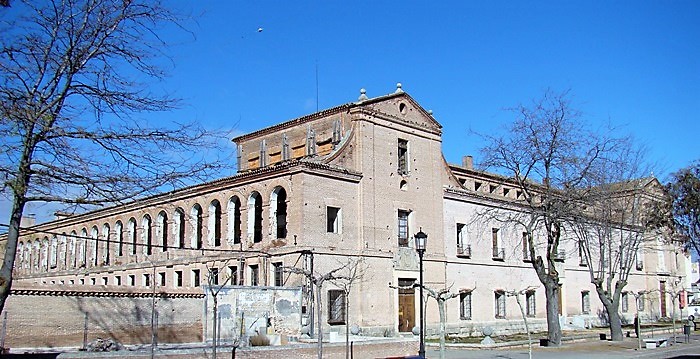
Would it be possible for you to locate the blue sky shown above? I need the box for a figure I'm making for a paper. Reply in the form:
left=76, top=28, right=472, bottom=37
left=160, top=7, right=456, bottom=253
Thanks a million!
left=6, top=1, right=700, bottom=223
left=160, top=1, right=698, bottom=173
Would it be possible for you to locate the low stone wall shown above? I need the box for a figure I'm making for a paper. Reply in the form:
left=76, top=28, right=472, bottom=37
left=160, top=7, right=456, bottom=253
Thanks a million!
left=3, top=288, right=204, bottom=349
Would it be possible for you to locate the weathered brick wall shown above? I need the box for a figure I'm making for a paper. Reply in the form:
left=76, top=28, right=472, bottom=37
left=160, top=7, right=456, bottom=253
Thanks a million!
left=3, top=293, right=203, bottom=348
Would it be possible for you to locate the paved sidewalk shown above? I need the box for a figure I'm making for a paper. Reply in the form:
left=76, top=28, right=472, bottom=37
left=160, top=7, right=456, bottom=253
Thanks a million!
left=425, top=334, right=700, bottom=358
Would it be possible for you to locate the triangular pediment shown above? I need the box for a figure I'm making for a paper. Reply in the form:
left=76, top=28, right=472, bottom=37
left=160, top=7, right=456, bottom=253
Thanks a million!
left=355, top=92, right=443, bottom=135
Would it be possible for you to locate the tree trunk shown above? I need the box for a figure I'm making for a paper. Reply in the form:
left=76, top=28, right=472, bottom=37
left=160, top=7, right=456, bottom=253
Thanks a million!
left=316, top=284, right=323, bottom=359
left=0, top=195, right=26, bottom=315
left=212, top=295, right=218, bottom=359
left=438, top=298, right=446, bottom=359
left=544, top=283, right=562, bottom=346
left=606, top=306, right=623, bottom=341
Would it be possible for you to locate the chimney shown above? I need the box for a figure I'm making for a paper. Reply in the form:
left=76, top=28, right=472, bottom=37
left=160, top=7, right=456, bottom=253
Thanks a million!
left=462, top=156, right=473, bottom=170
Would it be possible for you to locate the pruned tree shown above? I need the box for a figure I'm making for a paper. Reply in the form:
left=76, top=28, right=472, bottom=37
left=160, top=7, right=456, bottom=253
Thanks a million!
left=666, top=162, right=700, bottom=256
left=205, top=262, right=235, bottom=359
left=506, top=286, right=538, bottom=359
left=285, top=257, right=361, bottom=359
left=0, top=0, right=230, bottom=314
left=572, top=140, right=657, bottom=341
left=391, top=281, right=472, bottom=359
left=328, top=258, right=367, bottom=359
left=478, top=89, right=620, bottom=346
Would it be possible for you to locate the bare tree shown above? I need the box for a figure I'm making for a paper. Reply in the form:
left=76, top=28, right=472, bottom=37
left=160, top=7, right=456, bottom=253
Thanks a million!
left=479, top=89, right=618, bottom=346
left=205, top=262, right=235, bottom=359
left=391, top=281, right=472, bottom=359
left=0, top=0, right=229, bottom=314
left=572, top=142, right=658, bottom=341
left=506, top=286, right=538, bottom=359
left=328, top=258, right=367, bottom=359
left=286, top=258, right=359, bottom=359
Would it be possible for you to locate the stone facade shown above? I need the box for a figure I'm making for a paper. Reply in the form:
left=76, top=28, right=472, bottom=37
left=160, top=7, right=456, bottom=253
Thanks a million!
left=8, top=86, right=686, bottom=344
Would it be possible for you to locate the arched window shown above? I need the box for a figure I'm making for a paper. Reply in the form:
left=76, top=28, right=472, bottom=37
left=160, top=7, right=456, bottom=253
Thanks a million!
left=69, top=230, right=78, bottom=268
left=91, top=226, right=99, bottom=266
left=49, top=235, right=58, bottom=269
left=208, top=200, right=222, bottom=247
left=157, top=211, right=168, bottom=252
left=58, top=233, right=67, bottom=269
left=40, top=237, right=49, bottom=271
left=79, top=228, right=88, bottom=267
left=16, top=242, right=24, bottom=272
left=128, top=218, right=137, bottom=255
left=190, top=204, right=203, bottom=249
left=271, top=187, right=288, bottom=239
left=142, top=214, right=152, bottom=255
left=248, top=192, right=263, bottom=243
left=115, top=221, right=124, bottom=257
left=102, top=224, right=110, bottom=265
left=227, top=196, right=242, bottom=245
left=33, top=239, right=41, bottom=271
left=174, top=208, right=185, bottom=249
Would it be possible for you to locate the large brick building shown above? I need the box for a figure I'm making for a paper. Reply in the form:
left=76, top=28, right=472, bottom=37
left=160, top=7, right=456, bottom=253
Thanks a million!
left=10, top=85, right=687, bottom=341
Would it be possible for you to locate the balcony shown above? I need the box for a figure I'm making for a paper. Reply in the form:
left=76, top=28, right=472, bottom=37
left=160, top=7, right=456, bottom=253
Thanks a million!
left=636, top=261, right=644, bottom=271
left=457, top=244, right=472, bottom=258
left=552, top=250, right=566, bottom=262
left=492, top=247, right=505, bottom=261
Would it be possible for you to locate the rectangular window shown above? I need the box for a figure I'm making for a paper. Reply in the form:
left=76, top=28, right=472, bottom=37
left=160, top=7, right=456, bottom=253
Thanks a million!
left=128, top=275, right=135, bottom=286
left=115, top=276, right=122, bottom=286
left=102, top=277, right=108, bottom=285
left=143, top=273, right=150, bottom=287
left=522, top=232, right=532, bottom=262
left=250, top=265, right=259, bottom=286
left=158, top=272, right=166, bottom=287
left=460, top=291, right=472, bottom=320
left=578, top=240, right=587, bottom=266
left=175, top=270, right=183, bottom=287
left=495, top=290, right=506, bottom=318
left=192, top=269, right=200, bottom=287
left=210, top=267, right=219, bottom=285
left=273, top=262, right=283, bottom=286
left=398, top=210, right=410, bottom=247
left=638, top=294, right=645, bottom=311
left=229, top=266, right=239, bottom=285
left=456, top=223, right=469, bottom=257
left=621, top=292, right=629, bottom=313
left=492, top=228, right=503, bottom=260
left=397, top=139, right=408, bottom=175
left=526, top=290, right=536, bottom=317
left=582, top=291, right=590, bottom=314
left=327, top=207, right=341, bottom=233
left=328, top=289, right=346, bottom=325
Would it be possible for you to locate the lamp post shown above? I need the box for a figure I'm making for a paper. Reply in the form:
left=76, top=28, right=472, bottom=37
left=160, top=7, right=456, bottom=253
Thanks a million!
left=414, top=228, right=428, bottom=359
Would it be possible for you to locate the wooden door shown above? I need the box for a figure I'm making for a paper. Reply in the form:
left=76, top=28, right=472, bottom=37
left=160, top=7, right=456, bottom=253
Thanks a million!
left=398, top=285, right=415, bottom=332
left=660, top=281, right=667, bottom=317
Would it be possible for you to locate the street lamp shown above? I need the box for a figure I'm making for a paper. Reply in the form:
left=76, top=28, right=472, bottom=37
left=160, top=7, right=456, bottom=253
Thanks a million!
left=414, top=228, right=428, bottom=359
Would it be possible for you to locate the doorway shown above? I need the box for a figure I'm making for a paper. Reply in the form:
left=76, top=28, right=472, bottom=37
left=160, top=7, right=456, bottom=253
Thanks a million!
left=398, top=279, right=416, bottom=332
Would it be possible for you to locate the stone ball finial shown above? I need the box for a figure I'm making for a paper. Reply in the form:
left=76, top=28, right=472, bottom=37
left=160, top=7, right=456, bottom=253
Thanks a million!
left=482, top=326, right=494, bottom=336
left=395, top=82, right=404, bottom=93
left=358, top=88, right=369, bottom=101
left=428, top=110, right=433, bottom=115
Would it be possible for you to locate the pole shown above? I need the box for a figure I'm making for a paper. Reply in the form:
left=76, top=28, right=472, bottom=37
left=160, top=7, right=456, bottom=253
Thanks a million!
left=1, top=311, right=7, bottom=350
left=419, top=249, right=425, bottom=359
left=150, top=265, right=157, bottom=359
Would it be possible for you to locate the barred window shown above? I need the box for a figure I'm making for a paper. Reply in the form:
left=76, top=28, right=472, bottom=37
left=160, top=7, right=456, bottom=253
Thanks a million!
left=328, top=289, right=346, bottom=325
left=582, top=291, right=591, bottom=314
left=273, top=262, right=283, bottom=286
left=526, top=290, right=536, bottom=317
left=397, top=139, right=408, bottom=175
left=460, top=291, right=472, bottom=320
left=495, top=290, right=506, bottom=318
left=398, top=210, right=410, bottom=247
